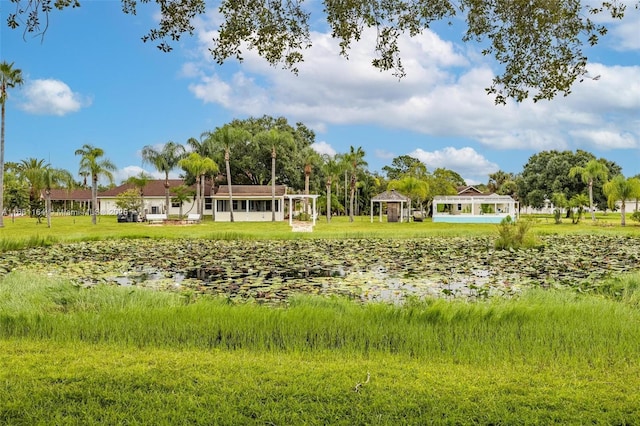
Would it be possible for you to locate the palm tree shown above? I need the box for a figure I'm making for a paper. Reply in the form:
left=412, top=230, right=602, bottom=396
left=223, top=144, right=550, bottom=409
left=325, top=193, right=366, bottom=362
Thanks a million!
left=0, top=61, right=24, bottom=228
left=141, top=142, right=185, bottom=219
left=42, top=167, right=74, bottom=228
left=74, top=144, right=116, bottom=225
left=171, top=185, right=195, bottom=219
left=388, top=175, right=429, bottom=221
left=18, top=158, right=48, bottom=212
left=255, top=129, right=293, bottom=221
left=301, top=148, right=320, bottom=217
left=204, top=126, right=251, bottom=222
left=569, top=159, right=609, bottom=221
left=321, top=155, right=341, bottom=222
left=344, top=146, right=368, bottom=222
left=603, top=175, right=640, bottom=226
left=487, top=170, right=515, bottom=194
left=3, top=169, right=29, bottom=222
left=179, top=152, right=218, bottom=215
left=125, top=171, right=152, bottom=215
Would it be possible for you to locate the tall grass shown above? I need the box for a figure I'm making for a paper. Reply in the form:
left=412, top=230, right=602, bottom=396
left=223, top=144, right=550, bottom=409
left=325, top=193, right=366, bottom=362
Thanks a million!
left=2, top=272, right=639, bottom=367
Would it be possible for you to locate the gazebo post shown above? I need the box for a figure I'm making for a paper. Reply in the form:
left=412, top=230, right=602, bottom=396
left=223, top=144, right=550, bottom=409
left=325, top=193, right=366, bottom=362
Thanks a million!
left=288, top=196, right=293, bottom=226
left=370, top=200, right=373, bottom=223
left=312, top=197, right=317, bottom=226
left=379, top=201, right=382, bottom=222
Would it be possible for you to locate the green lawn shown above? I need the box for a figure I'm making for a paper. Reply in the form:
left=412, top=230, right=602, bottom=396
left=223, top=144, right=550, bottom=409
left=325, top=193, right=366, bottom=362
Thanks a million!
left=1, top=212, right=639, bottom=250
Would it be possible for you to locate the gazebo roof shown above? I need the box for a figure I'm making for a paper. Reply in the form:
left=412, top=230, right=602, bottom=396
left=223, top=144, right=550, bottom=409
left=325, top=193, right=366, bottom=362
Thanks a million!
left=371, top=189, right=410, bottom=202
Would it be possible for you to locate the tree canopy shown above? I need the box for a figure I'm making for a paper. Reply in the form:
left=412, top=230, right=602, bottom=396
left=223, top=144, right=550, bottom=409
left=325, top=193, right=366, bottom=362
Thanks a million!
left=517, top=150, right=621, bottom=210
left=216, top=116, right=318, bottom=191
left=6, top=0, right=635, bottom=104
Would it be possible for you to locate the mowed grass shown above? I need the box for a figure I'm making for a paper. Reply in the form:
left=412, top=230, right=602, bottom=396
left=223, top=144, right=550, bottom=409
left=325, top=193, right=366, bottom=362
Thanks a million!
left=1, top=212, right=640, bottom=251
left=2, top=272, right=640, bottom=424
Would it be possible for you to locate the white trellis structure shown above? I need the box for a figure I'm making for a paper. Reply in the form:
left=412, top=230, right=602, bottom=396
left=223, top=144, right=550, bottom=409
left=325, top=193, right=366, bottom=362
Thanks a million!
left=286, top=194, right=319, bottom=230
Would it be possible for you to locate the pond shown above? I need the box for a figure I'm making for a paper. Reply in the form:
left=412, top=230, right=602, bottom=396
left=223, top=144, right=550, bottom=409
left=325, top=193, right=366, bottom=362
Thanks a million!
left=4, top=235, right=640, bottom=303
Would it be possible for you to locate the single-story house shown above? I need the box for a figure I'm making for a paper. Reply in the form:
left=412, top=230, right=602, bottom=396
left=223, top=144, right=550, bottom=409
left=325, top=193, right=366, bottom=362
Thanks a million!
left=39, top=188, right=92, bottom=215
left=432, top=192, right=519, bottom=223
left=98, top=179, right=210, bottom=217
left=212, top=185, right=288, bottom=222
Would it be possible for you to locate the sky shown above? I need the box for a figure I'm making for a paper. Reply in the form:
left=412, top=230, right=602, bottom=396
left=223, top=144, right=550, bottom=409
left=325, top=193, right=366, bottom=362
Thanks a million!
left=1, top=0, right=639, bottom=185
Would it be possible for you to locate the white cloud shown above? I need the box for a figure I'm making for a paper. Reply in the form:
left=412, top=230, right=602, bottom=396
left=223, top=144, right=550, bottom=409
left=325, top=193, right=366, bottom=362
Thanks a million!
left=375, top=149, right=396, bottom=160
left=185, top=15, right=640, bottom=156
left=114, top=166, right=180, bottom=184
left=20, top=79, right=89, bottom=116
left=410, top=147, right=499, bottom=183
left=311, top=141, right=336, bottom=156
left=570, top=129, right=638, bottom=150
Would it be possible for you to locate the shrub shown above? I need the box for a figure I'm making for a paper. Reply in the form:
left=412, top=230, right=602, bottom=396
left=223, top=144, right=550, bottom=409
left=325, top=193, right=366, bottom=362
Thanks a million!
left=494, top=216, right=541, bottom=250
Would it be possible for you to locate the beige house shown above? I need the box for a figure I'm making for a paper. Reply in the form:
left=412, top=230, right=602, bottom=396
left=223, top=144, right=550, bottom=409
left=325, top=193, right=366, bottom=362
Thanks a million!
left=98, top=180, right=209, bottom=217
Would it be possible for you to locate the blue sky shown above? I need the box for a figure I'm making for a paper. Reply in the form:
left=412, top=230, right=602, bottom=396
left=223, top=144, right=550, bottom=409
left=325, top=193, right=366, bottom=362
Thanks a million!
left=1, top=0, right=639, bottom=185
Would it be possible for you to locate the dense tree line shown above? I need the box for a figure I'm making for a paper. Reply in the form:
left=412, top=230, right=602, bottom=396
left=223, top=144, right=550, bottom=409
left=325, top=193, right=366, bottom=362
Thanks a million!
left=3, top=113, right=640, bottom=226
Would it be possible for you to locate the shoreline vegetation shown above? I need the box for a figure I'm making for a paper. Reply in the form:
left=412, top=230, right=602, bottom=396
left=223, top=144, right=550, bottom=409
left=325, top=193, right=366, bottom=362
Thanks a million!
left=2, top=215, right=640, bottom=423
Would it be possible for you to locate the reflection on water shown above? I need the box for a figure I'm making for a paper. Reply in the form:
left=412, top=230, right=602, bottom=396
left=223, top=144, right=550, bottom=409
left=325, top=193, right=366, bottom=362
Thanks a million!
left=104, top=264, right=518, bottom=304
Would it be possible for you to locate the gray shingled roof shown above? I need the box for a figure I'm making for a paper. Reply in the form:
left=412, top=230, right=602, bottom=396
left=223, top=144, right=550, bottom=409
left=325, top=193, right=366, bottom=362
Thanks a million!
left=371, top=189, right=410, bottom=202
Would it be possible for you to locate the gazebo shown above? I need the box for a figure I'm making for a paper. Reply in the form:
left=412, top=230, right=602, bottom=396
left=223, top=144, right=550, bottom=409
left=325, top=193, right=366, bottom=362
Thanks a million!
left=285, top=194, right=319, bottom=231
left=370, top=189, right=410, bottom=223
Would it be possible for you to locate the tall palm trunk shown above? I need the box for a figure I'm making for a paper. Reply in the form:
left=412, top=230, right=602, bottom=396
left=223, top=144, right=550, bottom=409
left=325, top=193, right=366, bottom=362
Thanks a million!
left=304, top=164, right=311, bottom=216
left=91, top=175, right=98, bottom=225
left=344, top=171, right=348, bottom=216
left=621, top=200, right=627, bottom=226
left=200, top=174, right=206, bottom=215
left=271, top=146, right=276, bottom=222
left=326, top=177, right=332, bottom=222
left=195, top=175, right=201, bottom=215
left=0, top=99, right=5, bottom=227
left=588, top=178, right=595, bottom=221
left=225, top=149, right=234, bottom=222
left=349, top=173, right=355, bottom=222
left=45, top=189, right=52, bottom=228
left=164, top=172, right=170, bottom=219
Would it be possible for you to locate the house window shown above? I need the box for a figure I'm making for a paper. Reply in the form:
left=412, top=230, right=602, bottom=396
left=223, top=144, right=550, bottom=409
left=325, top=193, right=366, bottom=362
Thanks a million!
left=217, top=200, right=228, bottom=212
left=232, top=200, right=247, bottom=212
left=249, top=200, right=273, bottom=212
left=204, top=198, right=212, bottom=211
left=457, top=204, right=462, bottom=211
left=171, top=201, right=180, bottom=208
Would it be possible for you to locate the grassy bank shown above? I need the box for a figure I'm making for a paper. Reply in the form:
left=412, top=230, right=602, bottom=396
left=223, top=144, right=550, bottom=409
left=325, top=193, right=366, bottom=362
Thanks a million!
left=2, top=272, right=640, bottom=364
left=3, top=341, right=639, bottom=425
left=2, top=272, right=640, bottom=423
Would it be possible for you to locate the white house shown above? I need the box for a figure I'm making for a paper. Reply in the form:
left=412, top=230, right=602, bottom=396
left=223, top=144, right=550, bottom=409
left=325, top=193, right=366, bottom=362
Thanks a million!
left=212, top=185, right=288, bottom=222
left=98, top=179, right=209, bottom=217
left=432, top=189, right=519, bottom=223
